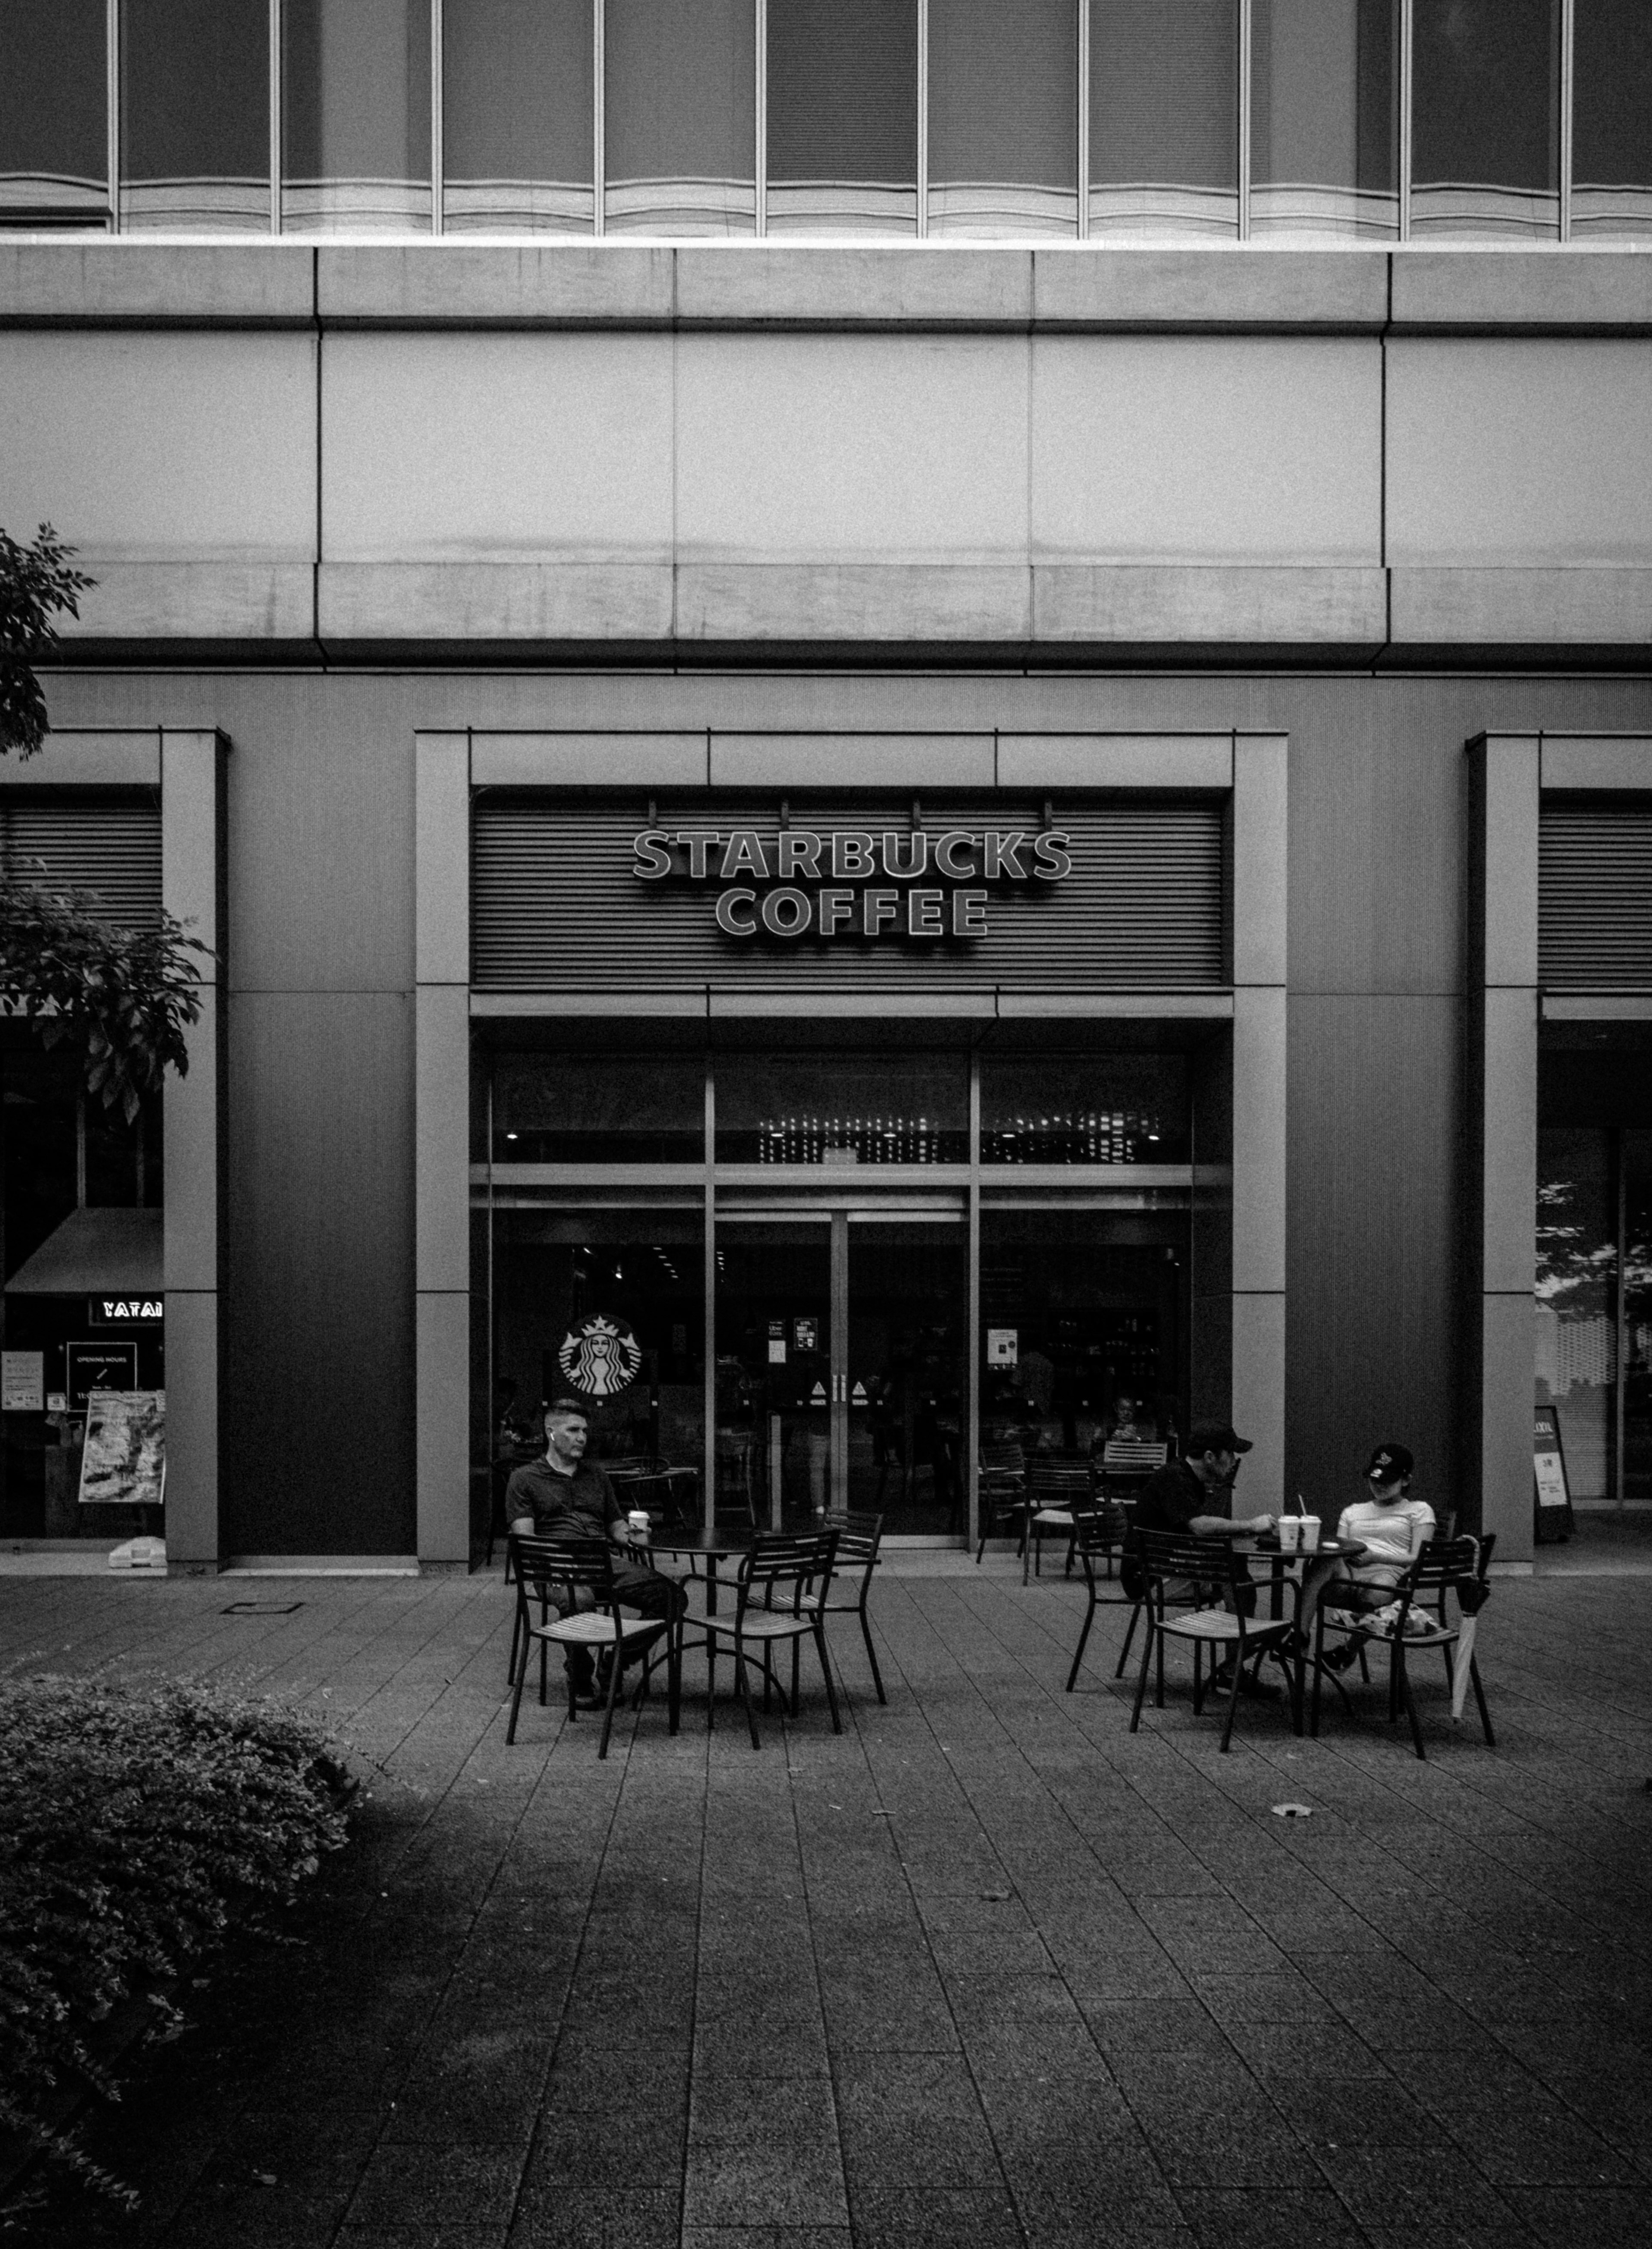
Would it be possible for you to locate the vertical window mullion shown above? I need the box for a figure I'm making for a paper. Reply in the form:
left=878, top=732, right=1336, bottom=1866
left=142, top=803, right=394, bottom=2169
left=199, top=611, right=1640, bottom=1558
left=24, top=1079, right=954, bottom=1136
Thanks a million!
left=107, top=0, right=120, bottom=232
left=269, top=0, right=283, bottom=233
left=1076, top=0, right=1089, bottom=237
left=1236, top=0, right=1251, bottom=240
left=593, top=0, right=604, bottom=234
left=755, top=0, right=767, bottom=234
left=1398, top=0, right=1413, bottom=240
left=1559, top=0, right=1575, bottom=241
left=431, top=0, right=443, bottom=234
left=916, top=0, right=928, bottom=237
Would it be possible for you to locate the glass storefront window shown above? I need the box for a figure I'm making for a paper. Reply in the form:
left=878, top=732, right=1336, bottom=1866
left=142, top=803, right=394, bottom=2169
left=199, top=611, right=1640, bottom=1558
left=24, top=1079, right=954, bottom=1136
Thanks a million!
left=927, top=0, right=1078, bottom=238
left=1572, top=0, right=1652, bottom=241
left=604, top=0, right=755, bottom=236
left=1535, top=1129, right=1617, bottom=1502
left=490, top=1052, right=704, bottom=1164
left=1411, top=0, right=1560, bottom=240
left=980, top=1209, right=1187, bottom=1457
left=980, top=1054, right=1189, bottom=1165
left=0, top=0, right=106, bottom=226
left=444, top=0, right=592, bottom=233
left=715, top=1050, right=968, bottom=1166
left=767, top=0, right=918, bottom=236
left=283, top=0, right=431, bottom=234
left=1089, top=0, right=1238, bottom=239
left=1626, top=1132, right=1652, bottom=1500
left=1250, top=0, right=1397, bottom=240
left=121, top=0, right=269, bottom=231
left=489, top=1205, right=705, bottom=1471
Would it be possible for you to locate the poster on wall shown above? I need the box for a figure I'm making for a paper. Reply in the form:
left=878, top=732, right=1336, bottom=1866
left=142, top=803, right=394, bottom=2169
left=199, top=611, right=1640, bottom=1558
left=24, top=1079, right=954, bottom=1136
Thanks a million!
left=79, top=1391, right=166, bottom=1511
left=1, top=1352, right=44, bottom=1412
left=986, top=1329, right=1019, bottom=1368
left=65, top=1342, right=138, bottom=1411
left=1533, top=1404, right=1573, bottom=1542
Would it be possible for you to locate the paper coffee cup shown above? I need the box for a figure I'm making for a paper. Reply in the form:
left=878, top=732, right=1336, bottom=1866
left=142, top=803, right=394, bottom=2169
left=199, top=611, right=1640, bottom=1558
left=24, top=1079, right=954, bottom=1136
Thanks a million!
left=1299, top=1515, right=1321, bottom=1552
left=627, top=1510, right=650, bottom=1535
left=1276, top=1516, right=1301, bottom=1551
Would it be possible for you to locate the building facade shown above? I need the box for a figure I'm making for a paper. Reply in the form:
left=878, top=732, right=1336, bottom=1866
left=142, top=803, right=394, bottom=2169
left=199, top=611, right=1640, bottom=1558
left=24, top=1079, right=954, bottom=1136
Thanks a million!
left=3, top=3, right=1651, bottom=1572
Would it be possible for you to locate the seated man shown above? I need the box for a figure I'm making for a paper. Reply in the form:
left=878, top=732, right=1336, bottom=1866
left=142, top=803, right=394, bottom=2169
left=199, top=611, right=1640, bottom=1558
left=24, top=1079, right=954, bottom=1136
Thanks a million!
left=1133, top=1422, right=1278, bottom=1699
left=507, top=1397, right=685, bottom=1706
left=1319, top=1442, right=1435, bottom=1670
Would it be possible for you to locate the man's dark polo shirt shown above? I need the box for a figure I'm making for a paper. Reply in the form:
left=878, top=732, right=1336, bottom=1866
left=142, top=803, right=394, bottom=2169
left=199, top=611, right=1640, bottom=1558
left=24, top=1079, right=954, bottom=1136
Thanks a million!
left=504, top=1456, right=622, bottom=1541
left=1134, top=1457, right=1232, bottom=1536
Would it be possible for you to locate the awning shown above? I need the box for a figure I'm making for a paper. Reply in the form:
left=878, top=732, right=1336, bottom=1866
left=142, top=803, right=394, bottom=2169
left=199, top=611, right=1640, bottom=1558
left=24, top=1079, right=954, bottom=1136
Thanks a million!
left=5, top=1207, right=163, bottom=1295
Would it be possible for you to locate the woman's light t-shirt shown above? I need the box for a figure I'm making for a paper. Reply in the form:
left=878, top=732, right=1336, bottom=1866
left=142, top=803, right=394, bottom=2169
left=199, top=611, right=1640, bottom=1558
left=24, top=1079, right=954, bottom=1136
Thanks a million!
left=1335, top=1496, right=1436, bottom=1586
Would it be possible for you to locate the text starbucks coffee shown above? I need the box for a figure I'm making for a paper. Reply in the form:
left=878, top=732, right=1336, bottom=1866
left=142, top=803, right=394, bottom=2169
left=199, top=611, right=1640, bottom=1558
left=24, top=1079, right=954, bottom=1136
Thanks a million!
left=631, top=826, right=1073, bottom=940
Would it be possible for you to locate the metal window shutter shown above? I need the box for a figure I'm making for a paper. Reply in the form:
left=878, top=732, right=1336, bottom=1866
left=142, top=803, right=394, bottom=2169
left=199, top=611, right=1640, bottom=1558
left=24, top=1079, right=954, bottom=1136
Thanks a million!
left=0, top=801, right=163, bottom=927
left=472, top=798, right=1226, bottom=993
left=1539, top=802, right=1652, bottom=991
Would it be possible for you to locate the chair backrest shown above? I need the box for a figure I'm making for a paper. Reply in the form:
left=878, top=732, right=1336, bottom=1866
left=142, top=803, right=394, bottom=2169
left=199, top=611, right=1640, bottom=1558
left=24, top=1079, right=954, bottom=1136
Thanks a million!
left=738, top=1528, right=838, bottom=1614
left=508, top=1533, right=615, bottom=1605
left=1073, top=1503, right=1131, bottom=1557
left=980, top=1439, right=1026, bottom=1479
left=1408, top=1534, right=1486, bottom=1596
left=1132, top=1527, right=1240, bottom=1599
left=1100, top=1440, right=1169, bottom=1476
left=824, top=1509, right=883, bottom=1578
left=1027, top=1460, right=1096, bottom=1503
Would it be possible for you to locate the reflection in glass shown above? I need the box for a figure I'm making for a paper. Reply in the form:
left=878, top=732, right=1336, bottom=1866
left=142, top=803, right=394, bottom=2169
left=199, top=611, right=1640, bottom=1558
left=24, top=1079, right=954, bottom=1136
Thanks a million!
left=283, top=0, right=431, bottom=234
left=604, top=0, right=755, bottom=235
left=0, top=0, right=106, bottom=224
left=1573, top=0, right=1652, bottom=241
left=122, top=0, right=268, bottom=231
left=489, top=1207, right=705, bottom=1476
left=846, top=1223, right=967, bottom=1536
left=1535, top=1130, right=1616, bottom=1501
left=1089, top=0, right=1237, bottom=239
left=491, top=1053, right=704, bottom=1164
left=979, top=1054, right=1189, bottom=1165
left=928, top=0, right=1077, bottom=237
left=715, top=1221, right=831, bottom=1526
left=1411, top=0, right=1559, bottom=239
left=1250, top=0, right=1397, bottom=239
left=767, top=0, right=918, bottom=235
left=1626, top=1133, right=1652, bottom=1499
left=444, top=0, right=592, bottom=232
left=715, top=1051, right=969, bottom=1165
left=980, top=1210, right=1187, bottom=1457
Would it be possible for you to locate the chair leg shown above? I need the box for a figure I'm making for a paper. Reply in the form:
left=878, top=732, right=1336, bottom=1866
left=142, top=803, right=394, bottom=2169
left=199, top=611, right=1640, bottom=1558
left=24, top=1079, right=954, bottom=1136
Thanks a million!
left=539, top=1634, right=548, bottom=1707
left=1470, top=1657, right=1495, bottom=1747
left=1129, top=1620, right=1155, bottom=1733
left=1114, top=1599, right=1142, bottom=1679
left=860, top=1605, right=887, bottom=1704
left=507, top=1603, right=522, bottom=1688
left=1191, top=1641, right=1204, bottom=1716
left=734, top=1642, right=761, bottom=1751
left=1310, top=1613, right=1325, bottom=1737
left=1398, top=1648, right=1426, bottom=1759
left=790, top=1637, right=801, bottom=1718
left=598, top=1634, right=624, bottom=1760
left=505, top=1627, right=530, bottom=1745
left=1065, top=1593, right=1096, bottom=1692
left=1218, top=1645, right=1241, bottom=1753
left=814, top=1621, right=842, bottom=1734
left=1155, top=1619, right=1166, bottom=1708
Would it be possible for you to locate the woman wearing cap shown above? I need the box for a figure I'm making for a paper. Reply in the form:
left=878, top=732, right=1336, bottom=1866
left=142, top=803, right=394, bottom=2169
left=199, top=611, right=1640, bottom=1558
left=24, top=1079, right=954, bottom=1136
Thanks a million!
left=1319, top=1444, right=1435, bottom=1672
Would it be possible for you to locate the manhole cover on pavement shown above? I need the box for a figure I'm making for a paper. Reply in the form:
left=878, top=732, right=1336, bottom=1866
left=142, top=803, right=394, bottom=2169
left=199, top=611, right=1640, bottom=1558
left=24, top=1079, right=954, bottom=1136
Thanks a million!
left=1271, top=1802, right=1313, bottom=1819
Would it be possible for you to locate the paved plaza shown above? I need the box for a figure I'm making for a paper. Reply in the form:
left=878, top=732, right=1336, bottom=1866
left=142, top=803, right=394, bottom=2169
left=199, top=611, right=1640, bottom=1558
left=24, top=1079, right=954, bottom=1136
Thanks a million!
left=3, top=1545, right=1650, bottom=2249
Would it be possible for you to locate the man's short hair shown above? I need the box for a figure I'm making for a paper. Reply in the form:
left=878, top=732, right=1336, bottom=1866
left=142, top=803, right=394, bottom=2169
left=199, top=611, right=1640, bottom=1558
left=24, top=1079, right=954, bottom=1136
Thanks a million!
left=544, top=1396, right=589, bottom=1422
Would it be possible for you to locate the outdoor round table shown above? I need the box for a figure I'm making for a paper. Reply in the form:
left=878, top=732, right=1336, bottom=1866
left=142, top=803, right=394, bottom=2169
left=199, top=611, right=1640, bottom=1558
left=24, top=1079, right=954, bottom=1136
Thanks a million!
left=638, top=1527, right=758, bottom=1615
left=1235, top=1534, right=1364, bottom=1735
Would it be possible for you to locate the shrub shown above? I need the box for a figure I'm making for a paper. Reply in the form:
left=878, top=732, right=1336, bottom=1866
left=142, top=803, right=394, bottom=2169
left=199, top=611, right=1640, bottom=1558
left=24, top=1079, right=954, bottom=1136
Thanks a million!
left=0, top=1676, right=350, bottom=2205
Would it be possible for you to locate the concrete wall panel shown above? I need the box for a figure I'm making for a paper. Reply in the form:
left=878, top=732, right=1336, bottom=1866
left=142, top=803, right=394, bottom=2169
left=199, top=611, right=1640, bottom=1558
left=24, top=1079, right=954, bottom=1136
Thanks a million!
left=0, top=331, right=316, bottom=562
left=1389, top=342, right=1652, bottom=567
left=1030, top=338, right=1381, bottom=566
left=322, top=333, right=675, bottom=563
left=676, top=334, right=1028, bottom=564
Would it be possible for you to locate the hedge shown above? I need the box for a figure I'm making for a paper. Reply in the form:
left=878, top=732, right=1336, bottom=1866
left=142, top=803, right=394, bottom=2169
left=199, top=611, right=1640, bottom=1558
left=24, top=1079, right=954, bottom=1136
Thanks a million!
left=0, top=1675, right=349, bottom=2205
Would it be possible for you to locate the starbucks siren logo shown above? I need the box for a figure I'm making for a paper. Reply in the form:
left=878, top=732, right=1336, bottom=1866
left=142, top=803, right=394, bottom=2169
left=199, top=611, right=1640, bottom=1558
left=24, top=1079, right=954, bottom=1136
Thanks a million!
left=558, top=1312, right=642, bottom=1398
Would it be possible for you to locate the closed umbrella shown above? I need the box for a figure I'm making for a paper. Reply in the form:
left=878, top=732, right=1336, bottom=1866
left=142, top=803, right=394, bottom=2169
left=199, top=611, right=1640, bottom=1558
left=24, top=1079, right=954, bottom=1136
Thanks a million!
left=1450, top=1548, right=1491, bottom=1724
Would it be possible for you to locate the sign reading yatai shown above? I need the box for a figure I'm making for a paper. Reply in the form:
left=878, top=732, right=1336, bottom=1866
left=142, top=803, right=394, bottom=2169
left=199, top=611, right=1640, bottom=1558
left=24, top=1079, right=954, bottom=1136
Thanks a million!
left=632, top=824, right=1073, bottom=940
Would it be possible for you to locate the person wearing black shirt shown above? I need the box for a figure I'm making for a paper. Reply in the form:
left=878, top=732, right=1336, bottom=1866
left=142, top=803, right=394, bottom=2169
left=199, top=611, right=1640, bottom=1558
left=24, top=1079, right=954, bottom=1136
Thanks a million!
left=506, top=1397, right=684, bottom=1704
left=1132, top=1421, right=1279, bottom=1700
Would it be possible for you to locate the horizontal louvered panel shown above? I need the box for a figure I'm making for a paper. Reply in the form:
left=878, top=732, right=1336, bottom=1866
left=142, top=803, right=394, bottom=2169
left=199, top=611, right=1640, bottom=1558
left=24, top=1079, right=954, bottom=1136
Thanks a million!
left=473, top=798, right=1226, bottom=992
left=1540, top=803, right=1652, bottom=991
left=0, top=801, right=163, bottom=928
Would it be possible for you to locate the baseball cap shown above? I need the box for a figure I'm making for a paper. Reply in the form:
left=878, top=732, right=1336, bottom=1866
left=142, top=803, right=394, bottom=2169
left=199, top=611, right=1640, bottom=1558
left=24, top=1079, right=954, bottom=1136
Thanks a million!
left=1184, top=1422, right=1253, bottom=1458
left=1365, top=1442, right=1414, bottom=1483
left=544, top=1396, right=591, bottom=1419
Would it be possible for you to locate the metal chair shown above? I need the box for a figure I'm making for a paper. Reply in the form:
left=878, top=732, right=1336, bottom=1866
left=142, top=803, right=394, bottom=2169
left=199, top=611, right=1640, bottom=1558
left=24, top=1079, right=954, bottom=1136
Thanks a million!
left=1063, top=1504, right=1135, bottom=1691
left=1129, top=1529, right=1297, bottom=1753
left=821, top=1508, right=887, bottom=1704
left=681, top=1528, right=841, bottom=1750
left=1097, top=1438, right=1169, bottom=1498
left=1023, top=1458, right=1098, bottom=1584
left=505, top=1534, right=675, bottom=1758
left=974, top=1439, right=1028, bottom=1564
left=1310, top=1534, right=1495, bottom=1759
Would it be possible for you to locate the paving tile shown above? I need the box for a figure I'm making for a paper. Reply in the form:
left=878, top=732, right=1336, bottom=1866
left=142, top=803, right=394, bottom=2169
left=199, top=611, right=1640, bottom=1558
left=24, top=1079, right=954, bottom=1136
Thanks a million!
left=1499, top=2188, right=1652, bottom=2248
left=845, top=2184, right=1025, bottom=2249
left=683, top=2143, right=850, bottom=2229
left=505, top=2187, right=681, bottom=2247
left=346, top=2144, right=526, bottom=2229
left=1175, top=2187, right=1351, bottom=2248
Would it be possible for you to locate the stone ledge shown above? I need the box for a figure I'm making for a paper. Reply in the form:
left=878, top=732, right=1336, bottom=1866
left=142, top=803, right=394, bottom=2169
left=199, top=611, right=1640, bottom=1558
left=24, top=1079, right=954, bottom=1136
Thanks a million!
left=0, top=241, right=314, bottom=323
left=1390, top=250, right=1652, bottom=333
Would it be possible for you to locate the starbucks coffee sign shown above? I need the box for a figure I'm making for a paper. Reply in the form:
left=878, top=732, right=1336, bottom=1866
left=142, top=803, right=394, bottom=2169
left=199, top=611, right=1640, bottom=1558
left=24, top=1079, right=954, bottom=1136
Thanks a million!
left=631, top=824, right=1073, bottom=941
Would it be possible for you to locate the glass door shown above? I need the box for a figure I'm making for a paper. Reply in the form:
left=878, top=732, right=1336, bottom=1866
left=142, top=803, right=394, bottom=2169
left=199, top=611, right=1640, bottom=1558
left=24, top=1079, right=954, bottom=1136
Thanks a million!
left=713, top=1219, right=832, bottom=1527
left=842, top=1216, right=968, bottom=1537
